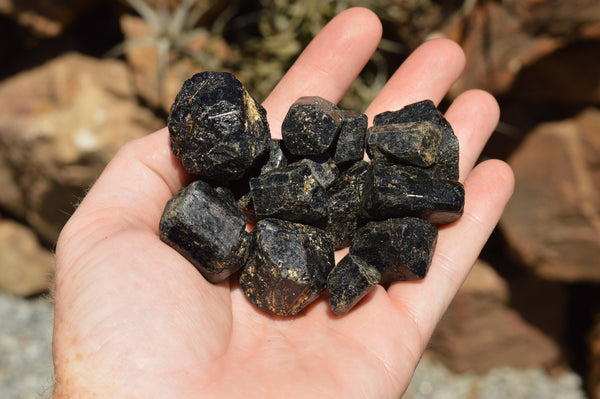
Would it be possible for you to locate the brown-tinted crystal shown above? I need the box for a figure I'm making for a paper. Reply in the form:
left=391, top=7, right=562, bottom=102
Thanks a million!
left=240, top=218, right=335, bottom=316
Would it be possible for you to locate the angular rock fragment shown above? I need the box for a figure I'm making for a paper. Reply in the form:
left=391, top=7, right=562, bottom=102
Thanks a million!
left=291, top=156, right=339, bottom=190
left=240, top=218, right=335, bottom=316
left=361, top=159, right=464, bottom=225
left=366, top=121, right=441, bottom=167
left=327, top=254, right=381, bottom=315
left=350, top=217, right=438, bottom=283
left=332, top=110, right=367, bottom=168
left=281, top=96, right=343, bottom=156
left=250, top=162, right=329, bottom=226
left=167, top=71, right=270, bottom=181
left=159, top=180, right=251, bottom=283
left=261, top=139, right=288, bottom=175
left=374, top=100, right=459, bottom=180
left=326, top=161, right=369, bottom=249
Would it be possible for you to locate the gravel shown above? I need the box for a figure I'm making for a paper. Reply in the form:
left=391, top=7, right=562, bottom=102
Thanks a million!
left=0, top=292, right=54, bottom=399
left=0, top=292, right=588, bottom=399
left=403, top=353, right=587, bottom=399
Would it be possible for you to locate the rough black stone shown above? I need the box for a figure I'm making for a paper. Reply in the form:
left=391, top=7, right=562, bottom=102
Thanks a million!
left=167, top=71, right=270, bottom=181
left=326, top=160, right=369, bottom=249
left=249, top=162, right=329, bottom=226
left=361, top=159, right=465, bottom=225
left=332, top=110, right=367, bottom=168
left=281, top=96, right=343, bottom=156
left=261, top=139, right=288, bottom=175
left=159, top=180, right=251, bottom=283
left=327, top=254, right=381, bottom=315
left=373, top=100, right=459, bottom=180
left=291, top=156, right=339, bottom=190
left=366, top=121, right=441, bottom=167
left=240, top=218, right=335, bottom=316
left=350, top=217, right=438, bottom=283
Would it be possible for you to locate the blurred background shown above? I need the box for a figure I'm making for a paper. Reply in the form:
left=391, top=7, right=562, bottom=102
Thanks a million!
left=0, top=0, right=598, bottom=398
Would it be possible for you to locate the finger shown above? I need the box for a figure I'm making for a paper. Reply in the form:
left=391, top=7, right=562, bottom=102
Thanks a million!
left=263, top=7, right=382, bottom=138
left=444, top=89, right=500, bottom=181
left=387, top=159, right=514, bottom=350
left=364, top=38, right=465, bottom=120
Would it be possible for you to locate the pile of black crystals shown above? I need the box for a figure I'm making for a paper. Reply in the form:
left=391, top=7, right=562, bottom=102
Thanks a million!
left=159, top=71, right=464, bottom=317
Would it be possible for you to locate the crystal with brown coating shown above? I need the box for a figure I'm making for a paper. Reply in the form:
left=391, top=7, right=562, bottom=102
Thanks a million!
left=240, top=218, right=335, bottom=316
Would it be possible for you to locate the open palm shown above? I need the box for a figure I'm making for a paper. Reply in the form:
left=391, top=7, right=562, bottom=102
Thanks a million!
left=52, top=8, right=514, bottom=399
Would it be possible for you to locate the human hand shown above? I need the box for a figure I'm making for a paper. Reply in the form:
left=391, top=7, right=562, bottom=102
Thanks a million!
left=52, top=7, right=514, bottom=399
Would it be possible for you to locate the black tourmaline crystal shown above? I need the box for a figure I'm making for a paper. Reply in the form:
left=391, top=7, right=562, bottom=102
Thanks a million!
left=361, top=159, right=464, bottom=225
left=326, top=160, right=369, bottom=249
left=327, top=254, right=381, bottom=315
left=373, top=99, right=459, bottom=180
left=167, top=71, right=270, bottom=181
left=350, top=217, right=438, bottom=283
left=159, top=180, right=251, bottom=283
left=249, top=162, right=329, bottom=226
left=240, top=218, right=335, bottom=316
left=332, top=110, right=367, bottom=168
left=261, top=139, right=288, bottom=175
left=366, top=121, right=441, bottom=167
left=281, top=96, right=343, bottom=156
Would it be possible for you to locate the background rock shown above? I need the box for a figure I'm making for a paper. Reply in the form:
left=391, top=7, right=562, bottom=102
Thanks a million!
left=428, top=260, right=562, bottom=373
left=0, top=220, right=54, bottom=297
left=0, top=52, right=163, bottom=244
left=500, top=108, right=600, bottom=282
left=442, top=0, right=600, bottom=98
left=0, top=0, right=102, bottom=37
left=118, top=4, right=239, bottom=113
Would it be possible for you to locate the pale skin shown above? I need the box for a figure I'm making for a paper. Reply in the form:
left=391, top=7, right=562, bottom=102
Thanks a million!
left=52, top=7, right=514, bottom=399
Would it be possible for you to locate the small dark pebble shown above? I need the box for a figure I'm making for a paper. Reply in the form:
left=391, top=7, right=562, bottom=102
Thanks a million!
left=291, top=156, right=339, bottom=190
left=159, top=180, right=251, bottom=283
left=327, top=254, right=381, bottom=315
left=261, top=139, right=288, bottom=175
left=361, top=159, right=465, bottom=225
left=350, top=217, right=438, bottom=283
left=374, top=99, right=459, bottom=181
left=240, top=218, right=334, bottom=316
left=281, top=96, right=343, bottom=156
left=366, top=121, right=441, bottom=167
left=326, top=160, right=369, bottom=250
left=167, top=71, right=270, bottom=181
left=249, top=162, right=329, bottom=226
left=332, top=110, right=367, bottom=168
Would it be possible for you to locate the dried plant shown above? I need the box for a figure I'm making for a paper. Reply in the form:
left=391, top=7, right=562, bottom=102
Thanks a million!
left=108, top=0, right=235, bottom=105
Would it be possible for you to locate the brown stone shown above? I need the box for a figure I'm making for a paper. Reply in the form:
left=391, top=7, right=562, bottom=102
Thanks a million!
left=500, top=108, right=600, bottom=282
left=0, top=0, right=101, bottom=37
left=0, top=53, right=163, bottom=244
left=0, top=220, right=54, bottom=296
left=428, top=260, right=562, bottom=373
left=589, top=316, right=600, bottom=399
left=444, top=0, right=600, bottom=98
